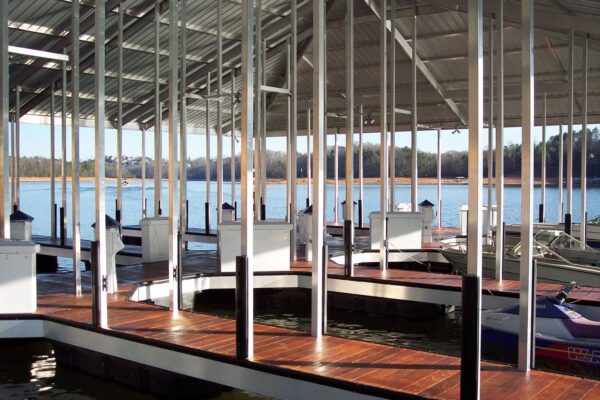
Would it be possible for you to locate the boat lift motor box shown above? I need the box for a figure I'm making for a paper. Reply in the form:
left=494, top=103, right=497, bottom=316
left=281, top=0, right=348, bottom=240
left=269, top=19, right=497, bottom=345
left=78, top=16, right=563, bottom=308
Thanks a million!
left=140, top=217, right=169, bottom=263
left=10, top=210, right=34, bottom=241
left=419, top=200, right=436, bottom=244
left=298, top=205, right=313, bottom=261
left=221, top=202, right=235, bottom=222
left=459, top=205, right=497, bottom=236
left=340, top=200, right=357, bottom=222
left=218, top=221, right=292, bottom=272
left=92, top=215, right=124, bottom=294
left=0, top=240, right=40, bottom=313
left=369, top=211, right=423, bottom=250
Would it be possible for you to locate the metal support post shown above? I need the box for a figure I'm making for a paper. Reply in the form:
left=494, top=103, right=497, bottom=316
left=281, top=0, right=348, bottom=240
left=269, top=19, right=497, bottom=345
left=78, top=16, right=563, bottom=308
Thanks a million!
left=286, top=40, right=292, bottom=226
left=71, top=0, right=82, bottom=295
left=206, top=72, right=211, bottom=232
left=333, top=130, right=338, bottom=224
left=464, top=0, right=483, bottom=396
left=487, top=15, right=494, bottom=226
left=410, top=8, right=417, bottom=212
left=216, top=0, right=224, bottom=225
left=581, top=36, right=588, bottom=245
left=345, top=0, right=354, bottom=274
left=519, top=0, right=534, bottom=372
left=116, top=4, right=124, bottom=225
left=231, top=71, right=236, bottom=207
left=261, top=38, right=267, bottom=212
left=180, top=0, right=188, bottom=242
left=254, top=0, right=262, bottom=220
left=238, top=0, right=254, bottom=359
left=50, top=82, right=56, bottom=238
left=168, top=0, right=180, bottom=312
left=566, top=29, right=574, bottom=221
left=461, top=274, right=481, bottom=400
left=154, top=0, right=162, bottom=217
left=379, top=0, right=388, bottom=270
left=15, top=85, right=20, bottom=209
left=437, top=129, right=442, bottom=227
left=495, top=0, right=504, bottom=281
left=311, top=0, right=326, bottom=338
left=389, top=0, right=396, bottom=208
left=307, top=107, right=312, bottom=205
left=540, top=93, right=546, bottom=223
left=0, top=1, right=8, bottom=238
left=142, top=127, right=147, bottom=218
left=290, top=0, right=298, bottom=261
left=558, top=123, right=563, bottom=223
left=93, top=0, right=108, bottom=328
left=61, top=56, right=67, bottom=238
left=359, top=105, right=363, bottom=228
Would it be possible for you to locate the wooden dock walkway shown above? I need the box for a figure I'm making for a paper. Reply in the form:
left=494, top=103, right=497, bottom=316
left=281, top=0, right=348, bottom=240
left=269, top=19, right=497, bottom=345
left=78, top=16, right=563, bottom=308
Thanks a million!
left=27, top=262, right=600, bottom=400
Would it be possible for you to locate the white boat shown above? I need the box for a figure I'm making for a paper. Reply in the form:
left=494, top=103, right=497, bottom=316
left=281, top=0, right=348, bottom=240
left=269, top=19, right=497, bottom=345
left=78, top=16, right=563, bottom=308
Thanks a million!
left=441, top=230, right=600, bottom=287
left=505, top=214, right=600, bottom=249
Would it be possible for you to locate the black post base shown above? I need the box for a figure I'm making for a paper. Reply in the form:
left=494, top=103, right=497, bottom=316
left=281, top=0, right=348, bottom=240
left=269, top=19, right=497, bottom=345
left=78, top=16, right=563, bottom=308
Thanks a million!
left=59, top=206, right=66, bottom=247
left=52, top=203, right=57, bottom=239
left=343, top=220, right=353, bottom=277
left=235, top=255, right=249, bottom=359
left=358, top=199, right=363, bottom=228
left=91, top=241, right=100, bottom=327
left=177, top=233, right=184, bottom=310
left=460, top=274, right=481, bottom=400
left=322, top=244, right=328, bottom=335
left=538, top=203, right=544, bottom=223
left=565, top=213, right=572, bottom=235
left=204, top=202, right=210, bottom=235
left=158, top=200, right=162, bottom=216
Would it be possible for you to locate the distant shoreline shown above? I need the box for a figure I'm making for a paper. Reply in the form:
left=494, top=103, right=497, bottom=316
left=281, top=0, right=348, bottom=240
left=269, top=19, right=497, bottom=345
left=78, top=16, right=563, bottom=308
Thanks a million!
left=19, top=176, right=558, bottom=186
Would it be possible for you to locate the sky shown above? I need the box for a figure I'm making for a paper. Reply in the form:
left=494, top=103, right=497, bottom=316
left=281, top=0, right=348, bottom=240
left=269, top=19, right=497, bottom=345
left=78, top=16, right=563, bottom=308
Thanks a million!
left=18, top=122, right=591, bottom=161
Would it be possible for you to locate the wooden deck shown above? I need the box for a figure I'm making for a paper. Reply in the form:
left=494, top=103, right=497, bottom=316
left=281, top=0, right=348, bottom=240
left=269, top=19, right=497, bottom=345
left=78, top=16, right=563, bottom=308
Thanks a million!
left=31, top=261, right=600, bottom=400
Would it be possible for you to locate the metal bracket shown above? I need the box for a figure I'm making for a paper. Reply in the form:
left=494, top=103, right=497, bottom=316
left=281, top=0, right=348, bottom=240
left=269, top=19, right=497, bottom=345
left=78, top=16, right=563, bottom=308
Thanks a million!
left=173, top=265, right=178, bottom=279
left=102, top=275, right=107, bottom=291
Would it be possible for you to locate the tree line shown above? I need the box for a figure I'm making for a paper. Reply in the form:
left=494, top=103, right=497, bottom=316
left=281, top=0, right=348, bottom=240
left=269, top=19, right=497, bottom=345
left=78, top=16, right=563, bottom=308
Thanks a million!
left=15, top=127, right=600, bottom=180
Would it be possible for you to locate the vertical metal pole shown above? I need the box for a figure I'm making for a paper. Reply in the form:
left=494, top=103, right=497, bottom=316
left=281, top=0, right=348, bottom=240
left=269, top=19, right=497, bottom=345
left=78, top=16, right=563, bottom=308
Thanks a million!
left=410, top=8, right=417, bottom=212
left=0, top=0, right=9, bottom=239
left=94, top=0, right=108, bottom=329
left=558, top=123, right=563, bottom=222
left=116, top=3, right=124, bottom=224
left=154, top=0, right=162, bottom=217
left=180, top=0, right=188, bottom=241
left=216, top=0, right=224, bottom=225
left=581, top=35, right=588, bottom=245
left=345, top=0, right=354, bottom=273
left=307, top=107, right=311, bottom=204
left=50, top=82, right=56, bottom=238
left=168, top=0, right=180, bottom=312
left=10, top=117, right=14, bottom=208
left=261, top=39, right=267, bottom=210
left=312, top=0, right=326, bottom=338
left=437, top=129, right=441, bottom=227
left=464, top=0, right=483, bottom=397
left=286, top=40, right=292, bottom=223
left=487, top=15, right=494, bottom=225
left=254, top=0, right=262, bottom=220
left=333, top=129, right=338, bottom=223
left=541, top=93, right=546, bottom=223
left=238, top=0, right=254, bottom=359
left=231, top=71, right=236, bottom=206
left=359, top=105, right=363, bottom=227
left=71, top=0, right=82, bottom=295
left=61, top=57, right=67, bottom=232
left=495, top=0, right=504, bottom=281
left=519, top=0, right=534, bottom=372
left=206, top=72, right=211, bottom=229
left=379, top=0, right=388, bottom=270
left=566, top=29, right=574, bottom=219
left=142, top=127, right=147, bottom=218
left=291, top=0, right=298, bottom=261
left=389, top=0, right=395, bottom=208
left=15, top=85, right=20, bottom=209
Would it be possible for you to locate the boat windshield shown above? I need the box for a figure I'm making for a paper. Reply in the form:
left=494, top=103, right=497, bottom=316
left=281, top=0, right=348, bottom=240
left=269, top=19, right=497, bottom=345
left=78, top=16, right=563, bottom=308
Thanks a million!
left=535, top=230, right=598, bottom=253
left=509, top=238, right=573, bottom=264
left=588, top=214, right=600, bottom=225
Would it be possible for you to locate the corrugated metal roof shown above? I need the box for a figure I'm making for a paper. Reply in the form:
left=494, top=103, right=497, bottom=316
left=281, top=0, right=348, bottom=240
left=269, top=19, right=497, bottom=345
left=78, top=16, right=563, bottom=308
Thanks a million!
left=7, top=0, right=600, bottom=135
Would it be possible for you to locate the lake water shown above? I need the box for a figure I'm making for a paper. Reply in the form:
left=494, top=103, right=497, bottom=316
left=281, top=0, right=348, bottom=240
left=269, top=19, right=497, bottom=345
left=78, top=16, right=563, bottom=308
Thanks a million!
left=19, top=180, right=600, bottom=241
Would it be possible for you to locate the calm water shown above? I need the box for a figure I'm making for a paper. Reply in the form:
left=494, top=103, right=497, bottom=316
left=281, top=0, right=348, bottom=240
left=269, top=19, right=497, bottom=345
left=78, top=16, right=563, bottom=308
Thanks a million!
left=0, top=340, right=268, bottom=399
left=21, top=180, right=600, bottom=241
